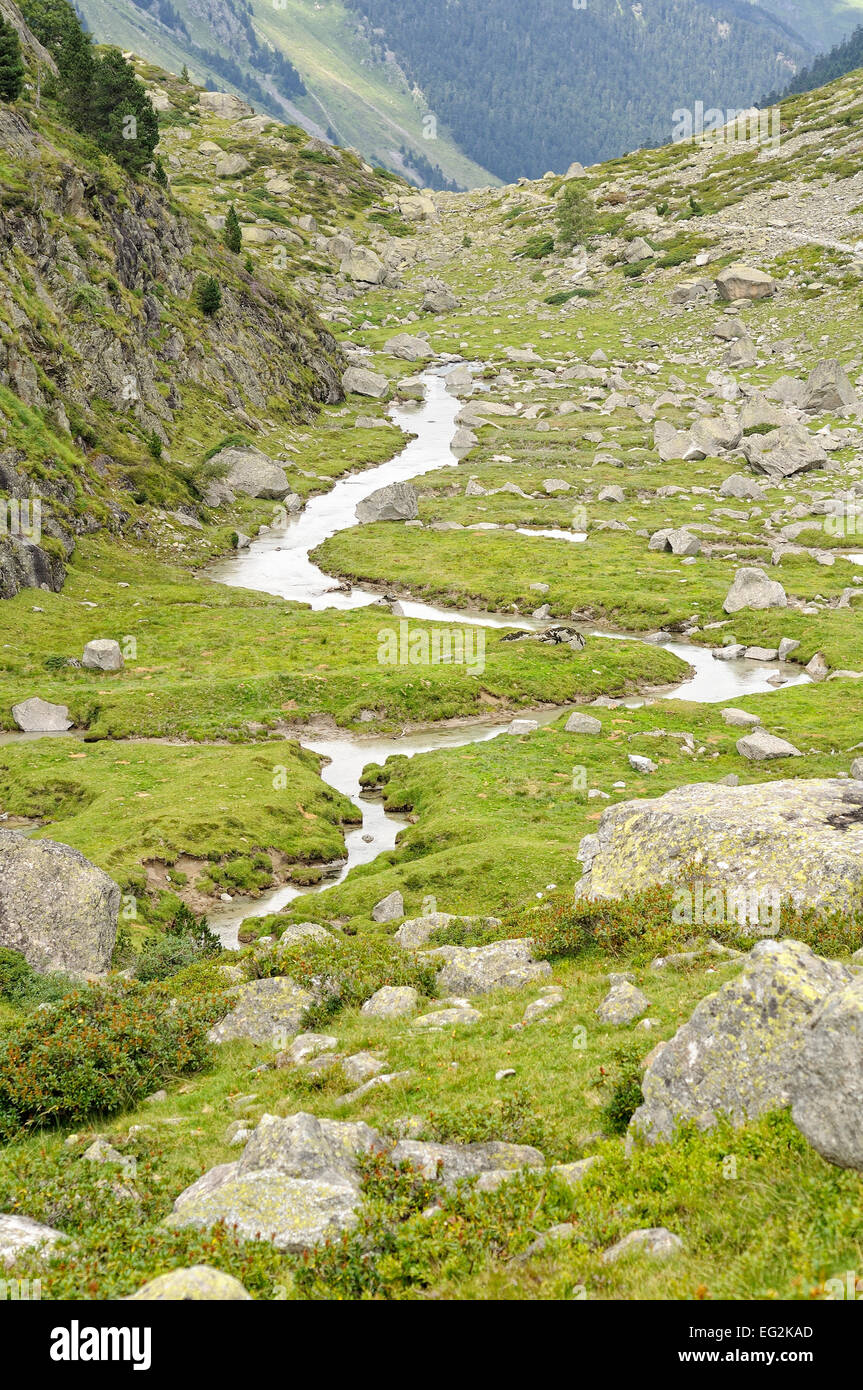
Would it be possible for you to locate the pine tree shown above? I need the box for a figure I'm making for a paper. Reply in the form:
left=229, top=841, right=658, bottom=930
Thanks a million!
left=195, top=275, right=222, bottom=317
left=223, top=204, right=242, bottom=254
left=0, top=18, right=25, bottom=102
left=180, top=64, right=189, bottom=82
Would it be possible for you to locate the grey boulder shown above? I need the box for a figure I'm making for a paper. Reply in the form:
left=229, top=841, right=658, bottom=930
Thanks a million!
left=0, top=832, right=119, bottom=974
left=207, top=978, right=314, bottom=1045
left=723, top=567, right=787, bottom=614
left=422, top=938, right=552, bottom=996
left=356, top=484, right=418, bottom=523
left=11, top=696, right=72, bottom=732
left=208, top=446, right=292, bottom=500
left=792, top=974, right=863, bottom=1170
left=630, top=940, right=851, bottom=1144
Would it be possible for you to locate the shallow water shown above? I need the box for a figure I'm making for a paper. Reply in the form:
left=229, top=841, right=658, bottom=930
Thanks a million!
left=202, top=366, right=811, bottom=943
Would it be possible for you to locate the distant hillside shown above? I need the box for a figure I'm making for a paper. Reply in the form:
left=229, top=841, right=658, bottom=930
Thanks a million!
left=755, top=0, right=863, bottom=52
left=74, top=0, right=498, bottom=188
left=769, top=21, right=863, bottom=99
left=340, top=0, right=811, bottom=181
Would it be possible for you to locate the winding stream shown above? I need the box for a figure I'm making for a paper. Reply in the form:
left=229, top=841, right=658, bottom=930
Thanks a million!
left=203, top=366, right=811, bottom=944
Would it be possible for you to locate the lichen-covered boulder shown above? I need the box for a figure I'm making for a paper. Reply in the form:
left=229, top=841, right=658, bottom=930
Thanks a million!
left=237, top=1112, right=384, bottom=1184
left=0, top=832, right=119, bottom=974
left=361, top=985, right=420, bottom=1018
left=166, top=1167, right=360, bottom=1252
left=421, top=939, right=552, bottom=996
left=207, top=978, right=314, bottom=1045
left=597, top=981, right=650, bottom=1025
left=166, top=1112, right=385, bottom=1252
left=126, top=1266, right=252, bottom=1300
left=791, top=974, right=863, bottom=1170
left=629, top=940, right=852, bottom=1144
left=575, top=780, right=863, bottom=917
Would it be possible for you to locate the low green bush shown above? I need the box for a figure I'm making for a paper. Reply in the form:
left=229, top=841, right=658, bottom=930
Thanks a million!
left=252, top=931, right=438, bottom=1027
left=0, top=981, right=226, bottom=1140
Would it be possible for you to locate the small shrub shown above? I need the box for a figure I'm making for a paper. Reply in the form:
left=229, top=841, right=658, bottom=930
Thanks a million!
left=514, top=232, right=555, bottom=260
left=600, top=1044, right=645, bottom=1134
left=0, top=982, right=227, bottom=1140
left=252, top=932, right=437, bottom=1027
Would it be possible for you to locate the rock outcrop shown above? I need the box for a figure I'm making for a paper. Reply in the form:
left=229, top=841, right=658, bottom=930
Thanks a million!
left=575, top=780, right=863, bottom=916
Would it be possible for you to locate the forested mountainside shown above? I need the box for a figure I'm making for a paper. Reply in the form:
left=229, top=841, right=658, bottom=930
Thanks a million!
left=75, top=0, right=496, bottom=188
left=342, top=0, right=810, bottom=179
left=770, top=20, right=863, bottom=99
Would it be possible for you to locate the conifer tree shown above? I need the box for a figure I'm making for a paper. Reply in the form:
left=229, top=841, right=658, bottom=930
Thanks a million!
left=223, top=204, right=242, bottom=254
left=0, top=17, right=25, bottom=102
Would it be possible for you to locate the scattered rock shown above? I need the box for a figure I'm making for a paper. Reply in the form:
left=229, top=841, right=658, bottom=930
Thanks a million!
left=601, top=1227, right=684, bottom=1263
left=371, top=889, right=405, bottom=923
left=126, top=1266, right=252, bottom=1300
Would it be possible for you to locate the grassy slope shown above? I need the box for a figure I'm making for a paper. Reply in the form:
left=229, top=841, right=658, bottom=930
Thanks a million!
left=7, top=58, right=863, bottom=1304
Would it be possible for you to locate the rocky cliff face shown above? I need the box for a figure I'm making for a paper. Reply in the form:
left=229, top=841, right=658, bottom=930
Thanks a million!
left=0, top=10, right=347, bottom=596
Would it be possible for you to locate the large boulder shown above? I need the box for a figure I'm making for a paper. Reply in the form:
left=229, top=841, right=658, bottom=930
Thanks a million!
left=214, top=153, right=250, bottom=178
left=342, top=367, right=389, bottom=399
left=723, top=566, right=787, bottom=613
left=791, top=974, right=863, bottom=1170
left=11, top=696, right=71, bottom=732
left=421, top=939, right=552, bottom=996
left=207, top=978, right=314, bottom=1045
left=736, top=729, right=801, bottom=761
left=421, top=278, right=459, bottom=313
left=630, top=940, right=852, bottom=1144
left=355, top=484, right=417, bottom=523
left=800, top=360, right=861, bottom=415
left=0, top=832, right=119, bottom=974
left=166, top=1112, right=383, bottom=1252
left=207, top=446, right=292, bottom=500
left=740, top=422, right=827, bottom=480
left=383, top=333, right=433, bottom=362
left=575, top=779, right=863, bottom=917
left=340, top=247, right=386, bottom=285
left=197, top=92, right=253, bottom=118
left=715, top=264, right=776, bottom=301
left=82, top=639, right=124, bottom=672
